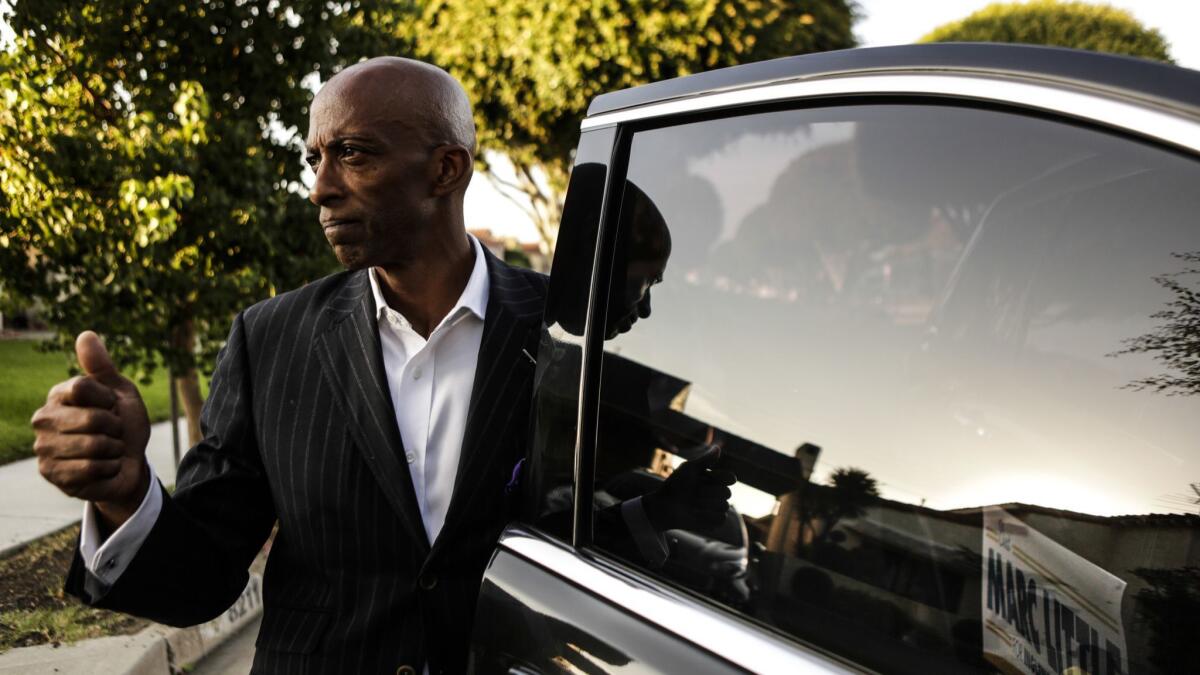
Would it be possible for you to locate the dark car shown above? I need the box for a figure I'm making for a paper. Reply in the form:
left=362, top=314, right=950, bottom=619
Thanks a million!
left=469, top=44, right=1200, bottom=673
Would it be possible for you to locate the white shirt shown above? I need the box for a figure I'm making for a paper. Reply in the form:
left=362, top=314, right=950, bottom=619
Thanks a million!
left=81, top=236, right=489, bottom=581
left=369, top=234, right=488, bottom=543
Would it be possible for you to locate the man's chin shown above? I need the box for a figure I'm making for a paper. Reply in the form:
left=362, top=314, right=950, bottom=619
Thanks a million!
left=605, top=314, right=638, bottom=339
left=331, top=245, right=371, bottom=270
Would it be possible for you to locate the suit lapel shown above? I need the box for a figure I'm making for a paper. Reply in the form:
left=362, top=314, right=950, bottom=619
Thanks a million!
left=314, top=270, right=431, bottom=553
left=432, top=251, right=544, bottom=556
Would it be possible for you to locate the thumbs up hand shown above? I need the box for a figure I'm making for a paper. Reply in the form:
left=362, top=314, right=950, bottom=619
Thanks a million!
left=31, top=331, right=152, bottom=529
left=642, top=444, right=737, bottom=533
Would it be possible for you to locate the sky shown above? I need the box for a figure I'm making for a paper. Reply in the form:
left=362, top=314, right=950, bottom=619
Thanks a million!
left=855, top=0, right=1200, bottom=69
left=2, top=1, right=1195, bottom=243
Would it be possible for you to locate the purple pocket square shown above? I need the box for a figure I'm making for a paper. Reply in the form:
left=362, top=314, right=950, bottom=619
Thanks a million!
left=505, top=458, right=525, bottom=495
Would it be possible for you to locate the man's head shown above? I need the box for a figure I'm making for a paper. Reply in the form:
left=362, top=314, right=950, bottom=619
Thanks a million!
left=608, top=182, right=671, bottom=339
left=306, top=57, right=476, bottom=270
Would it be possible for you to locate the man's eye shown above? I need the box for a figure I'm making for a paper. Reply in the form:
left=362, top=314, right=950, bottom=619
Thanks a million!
left=305, top=154, right=320, bottom=169
left=340, top=145, right=363, bottom=159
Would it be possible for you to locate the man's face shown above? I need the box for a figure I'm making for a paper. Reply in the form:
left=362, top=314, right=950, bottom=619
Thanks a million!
left=305, top=78, right=434, bottom=270
left=607, top=257, right=666, bottom=339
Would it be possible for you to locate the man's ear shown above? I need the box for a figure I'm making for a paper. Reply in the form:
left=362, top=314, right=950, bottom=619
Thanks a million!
left=430, top=144, right=473, bottom=197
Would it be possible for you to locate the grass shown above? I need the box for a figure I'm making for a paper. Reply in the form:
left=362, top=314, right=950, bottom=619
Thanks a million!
left=0, top=525, right=147, bottom=652
left=0, top=339, right=191, bottom=466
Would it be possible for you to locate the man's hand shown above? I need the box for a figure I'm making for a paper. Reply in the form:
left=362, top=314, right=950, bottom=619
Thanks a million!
left=642, top=444, right=737, bottom=533
left=31, top=331, right=152, bottom=530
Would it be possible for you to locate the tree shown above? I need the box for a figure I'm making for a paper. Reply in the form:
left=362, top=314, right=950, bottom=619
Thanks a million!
left=1133, top=566, right=1200, bottom=671
left=920, top=0, right=1173, bottom=64
left=0, top=1, right=400, bottom=444
left=1111, top=252, right=1200, bottom=396
left=804, top=467, right=879, bottom=550
left=401, top=0, right=857, bottom=250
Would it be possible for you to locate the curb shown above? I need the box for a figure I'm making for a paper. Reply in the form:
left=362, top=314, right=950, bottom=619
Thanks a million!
left=0, top=573, right=262, bottom=674
left=0, top=520, right=81, bottom=562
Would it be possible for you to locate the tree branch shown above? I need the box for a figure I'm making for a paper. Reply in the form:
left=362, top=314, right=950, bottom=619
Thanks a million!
left=32, top=32, right=115, bottom=122
left=483, top=170, right=539, bottom=223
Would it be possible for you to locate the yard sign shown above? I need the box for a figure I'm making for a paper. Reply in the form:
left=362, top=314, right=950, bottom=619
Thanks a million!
left=981, top=507, right=1128, bottom=675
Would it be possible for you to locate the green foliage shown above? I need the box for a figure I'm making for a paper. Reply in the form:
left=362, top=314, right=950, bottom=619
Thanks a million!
left=0, top=605, right=144, bottom=651
left=404, top=0, right=857, bottom=246
left=0, top=1, right=402, bottom=381
left=920, top=0, right=1173, bottom=63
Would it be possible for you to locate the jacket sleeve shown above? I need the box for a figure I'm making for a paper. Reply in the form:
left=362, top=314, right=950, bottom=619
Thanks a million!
left=66, top=310, right=277, bottom=626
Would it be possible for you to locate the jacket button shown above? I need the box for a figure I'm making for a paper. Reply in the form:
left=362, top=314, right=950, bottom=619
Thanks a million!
left=418, top=573, right=438, bottom=590
left=396, top=666, right=417, bottom=675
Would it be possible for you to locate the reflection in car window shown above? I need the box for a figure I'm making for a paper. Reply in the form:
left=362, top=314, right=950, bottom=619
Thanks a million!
left=591, top=104, right=1200, bottom=674
left=525, top=128, right=615, bottom=541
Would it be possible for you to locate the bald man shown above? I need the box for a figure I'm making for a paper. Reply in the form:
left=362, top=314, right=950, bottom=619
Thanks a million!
left=34, top=58, right=548, bottom=674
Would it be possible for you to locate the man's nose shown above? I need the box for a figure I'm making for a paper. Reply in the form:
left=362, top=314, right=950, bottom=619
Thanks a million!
left=637, top=290, right=652, bottom=319
left=309, top=160, right=345, bottom=206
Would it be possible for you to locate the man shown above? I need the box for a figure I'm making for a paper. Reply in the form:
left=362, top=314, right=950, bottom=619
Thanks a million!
left=32, top=57, right=549, bottom=673
left=32, top=57, right=733, bottom=674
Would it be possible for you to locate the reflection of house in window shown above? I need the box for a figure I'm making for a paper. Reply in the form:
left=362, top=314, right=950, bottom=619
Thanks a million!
left=760, top=483, right=1198, bottom=673
left=837, top=516, right=968, bottom=612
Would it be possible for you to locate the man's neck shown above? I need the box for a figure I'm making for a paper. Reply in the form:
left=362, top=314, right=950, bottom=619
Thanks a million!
left=375, top=232, right=475, bottom=338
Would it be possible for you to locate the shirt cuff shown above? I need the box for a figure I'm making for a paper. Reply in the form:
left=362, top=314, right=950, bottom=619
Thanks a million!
left=621, top=496, right=670, bottom=568
left=79, top=462, right=163, bottom=586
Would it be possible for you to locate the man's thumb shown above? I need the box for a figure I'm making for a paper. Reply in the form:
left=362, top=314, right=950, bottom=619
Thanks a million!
left=693, top=443, right=722, bottom=468
left=76, top=331, right=122, bottom=385
left=676, top=443, right=720, bottom=477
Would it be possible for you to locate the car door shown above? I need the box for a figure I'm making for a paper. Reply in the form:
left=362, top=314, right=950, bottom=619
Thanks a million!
left=470, top=44, right=1200, bottom=674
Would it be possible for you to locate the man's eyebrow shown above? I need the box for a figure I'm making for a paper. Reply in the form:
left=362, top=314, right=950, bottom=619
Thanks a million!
left=307, top=133, right=382, bottom=151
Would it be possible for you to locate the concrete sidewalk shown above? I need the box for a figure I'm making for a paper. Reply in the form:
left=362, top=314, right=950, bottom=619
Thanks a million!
left=0, top=419, right=186, bottom=556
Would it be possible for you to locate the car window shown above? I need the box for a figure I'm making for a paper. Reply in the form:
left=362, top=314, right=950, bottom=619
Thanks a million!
left=524, top=129, right=615, bottom=541
left=590, top=103, right=1200, bottom=674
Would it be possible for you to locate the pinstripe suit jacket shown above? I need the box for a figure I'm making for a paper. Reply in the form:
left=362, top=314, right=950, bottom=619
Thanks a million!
left=67, top=249, right=548, bottom=674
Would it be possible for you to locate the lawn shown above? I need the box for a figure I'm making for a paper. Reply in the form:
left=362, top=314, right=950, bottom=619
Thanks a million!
left=0, top=339, right=182, bottom=466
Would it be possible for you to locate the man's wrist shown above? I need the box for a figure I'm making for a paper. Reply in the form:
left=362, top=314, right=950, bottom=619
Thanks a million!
left=93, top=461, right=151, bottom=535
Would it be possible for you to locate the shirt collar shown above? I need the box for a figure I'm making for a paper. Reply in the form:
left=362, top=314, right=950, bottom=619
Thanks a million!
left=369, top=233, right=490, bottom=327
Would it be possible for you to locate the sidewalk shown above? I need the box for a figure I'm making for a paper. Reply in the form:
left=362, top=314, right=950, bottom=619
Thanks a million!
left=0, top=419, right=186, bottom=556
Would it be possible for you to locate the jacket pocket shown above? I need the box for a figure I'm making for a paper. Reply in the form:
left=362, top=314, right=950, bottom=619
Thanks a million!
left=254, top=606, right=332, bottom=654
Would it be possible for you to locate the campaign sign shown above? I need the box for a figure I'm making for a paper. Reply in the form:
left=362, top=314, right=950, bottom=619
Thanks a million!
left=982, top=507, right=1127, bottom=675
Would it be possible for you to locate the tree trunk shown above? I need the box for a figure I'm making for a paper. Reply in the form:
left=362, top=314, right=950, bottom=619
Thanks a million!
left=175, top=369, right=203, bottom=446
left=170, top=319, right=204, bottom=447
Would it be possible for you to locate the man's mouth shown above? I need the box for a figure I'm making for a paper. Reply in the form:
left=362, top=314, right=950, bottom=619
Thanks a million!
left=322, top=219, right=362, bottom=242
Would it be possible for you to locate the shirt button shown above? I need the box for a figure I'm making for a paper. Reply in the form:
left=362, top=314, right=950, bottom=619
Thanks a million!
left=396, top=666, right=417, bottom=675
left=412, top=367, right=423, bottom=380
left=418, top=573, right=438, bottom=590
left=406, top=452, right=415, bottom=464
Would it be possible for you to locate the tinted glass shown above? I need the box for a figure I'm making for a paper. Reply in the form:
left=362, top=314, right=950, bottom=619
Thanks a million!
left=591, top=103, right=1200, bottom=673
left=524, top=128, right=615, bottom=540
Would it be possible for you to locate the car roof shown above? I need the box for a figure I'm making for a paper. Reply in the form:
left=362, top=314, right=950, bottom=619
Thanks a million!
left=587, top=43, right=1200, bottom=119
